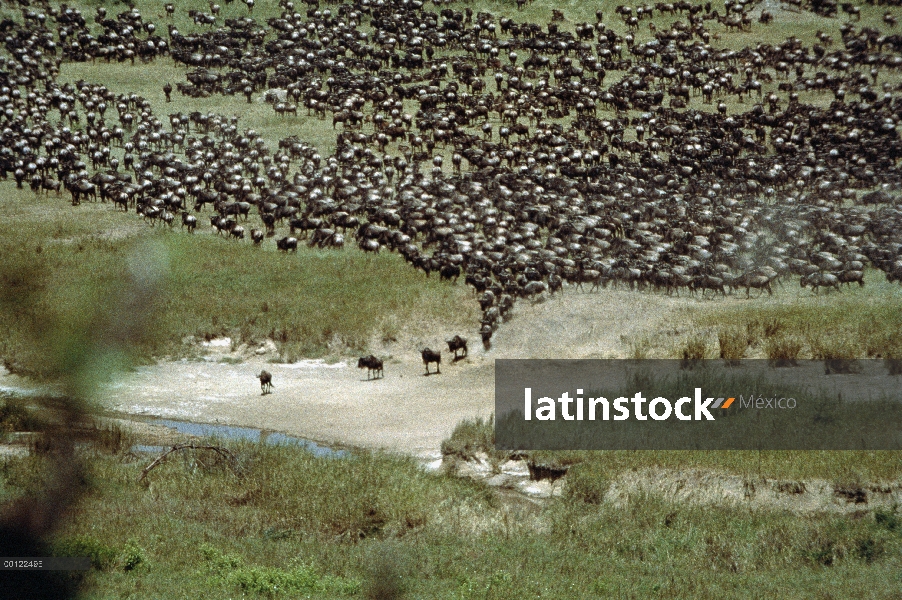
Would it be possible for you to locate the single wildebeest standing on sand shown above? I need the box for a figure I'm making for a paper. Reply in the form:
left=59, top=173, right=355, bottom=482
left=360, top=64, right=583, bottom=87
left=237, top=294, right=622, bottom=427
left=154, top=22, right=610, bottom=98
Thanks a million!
left=422, top=348, right=441, bottom=374
left=357, top=355, right=384, bottom=380
left=480, top=324, right=493, bottom=350
left=258, top=370, right=273, bottom=395
left=446, top=335, right=468, bottom=360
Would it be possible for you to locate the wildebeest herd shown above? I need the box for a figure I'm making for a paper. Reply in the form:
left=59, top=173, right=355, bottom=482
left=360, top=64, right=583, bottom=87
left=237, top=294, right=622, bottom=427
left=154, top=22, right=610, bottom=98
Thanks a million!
left=3, top=0, right=902, bottom=352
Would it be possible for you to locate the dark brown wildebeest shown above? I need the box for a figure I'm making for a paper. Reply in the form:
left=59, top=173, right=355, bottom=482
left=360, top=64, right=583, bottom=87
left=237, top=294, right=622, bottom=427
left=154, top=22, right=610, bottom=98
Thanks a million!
left=440, top=264, right=461, bottom=282
left=480, top=324, right=493, bottom=350
left=446, top=335, right=468, bottom=360
left=277, top=236, right=298, bottom=252
left=258, top=370, right=273, bottom=394
left=358, top=355, right=384, bottom=380
left=181, top=211, right=197, bottom=232
left=422, top=348, right=441, bottom=375
left=800, top=272, right=840, bottom=294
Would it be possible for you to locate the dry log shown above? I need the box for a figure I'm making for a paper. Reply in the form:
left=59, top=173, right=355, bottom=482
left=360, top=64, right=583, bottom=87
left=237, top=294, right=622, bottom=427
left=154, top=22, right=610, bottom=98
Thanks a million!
left=138, top=443, right=242, bottom=482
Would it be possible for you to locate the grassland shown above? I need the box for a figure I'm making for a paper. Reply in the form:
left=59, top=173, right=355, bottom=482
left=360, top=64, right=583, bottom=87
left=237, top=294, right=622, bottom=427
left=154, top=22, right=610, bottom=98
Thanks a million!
left=0, top=432, right=899, bottom=599
left=1, top=0, right=902, bottom=597
left=641, top=270, right=902, bottom=361
left=0, top=187, right=478, bottom=378
left=0, top=0, right=898, bottom=378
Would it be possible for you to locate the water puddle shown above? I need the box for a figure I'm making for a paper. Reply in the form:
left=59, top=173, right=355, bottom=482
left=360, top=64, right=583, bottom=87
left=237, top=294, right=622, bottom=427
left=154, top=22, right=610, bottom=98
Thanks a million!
left=137, top=418, right=348, bottom=458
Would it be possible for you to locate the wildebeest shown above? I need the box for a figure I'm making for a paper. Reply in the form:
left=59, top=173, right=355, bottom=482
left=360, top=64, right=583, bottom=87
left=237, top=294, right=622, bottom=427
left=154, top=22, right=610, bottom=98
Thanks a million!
left=421, top=348, right=441, bottom=374
left=439, top=265, right=461, bottom=282
left=480, top=324, right=493, bottom=350
left=357, top=355, right=384, bottom=379
left=729, top=272, right=774, bottom=298
left=229, top=224, right=245, bottom=240
left=478, top=290, right=495, bottom=311
left=181, top=211, right=197, bottom=232
left=277, top=236, right=298, bottom=252
left=258, top=370, right=273, bottom=394
left=836, top=270, right=864, bottom=287
left=801, top=272, right=840, bottom=293
left=521, top=280, right=548, bottom=299
left=359, top=238, right=381, bottom=253
left=446, top=335, right=468, bottom=360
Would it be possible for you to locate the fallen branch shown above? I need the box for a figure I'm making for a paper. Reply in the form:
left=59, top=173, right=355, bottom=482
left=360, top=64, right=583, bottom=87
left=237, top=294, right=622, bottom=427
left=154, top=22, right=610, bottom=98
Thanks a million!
left=138, top=444, right=243, bottom=482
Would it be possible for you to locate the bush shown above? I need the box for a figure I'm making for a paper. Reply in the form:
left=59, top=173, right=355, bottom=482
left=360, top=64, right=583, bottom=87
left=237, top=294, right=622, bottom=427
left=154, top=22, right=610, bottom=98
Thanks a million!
left=441, top=415, right=495, bottom=461
left=807, top=334, right=861, bottom=361
left=765, top=336, right=803, bottom=365
left=718, top=327, right=748, bottom=363
left=855, top=537, right=885, bottom=564
left=121, top=541, right=146, bottom=572
left=680, top=334, right=708, bottom=361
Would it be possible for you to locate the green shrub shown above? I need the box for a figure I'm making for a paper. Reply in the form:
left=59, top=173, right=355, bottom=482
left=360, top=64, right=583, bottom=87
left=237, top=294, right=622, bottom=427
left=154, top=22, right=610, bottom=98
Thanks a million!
left=200, top=543, right=360, bottom=596
left=121, top=541, right=146, bottom=572
left=855, top=537, right=885, bottom=564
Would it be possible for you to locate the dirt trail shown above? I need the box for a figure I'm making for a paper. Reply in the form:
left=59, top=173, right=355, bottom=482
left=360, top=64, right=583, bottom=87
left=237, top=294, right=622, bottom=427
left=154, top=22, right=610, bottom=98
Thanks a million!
left=93, top=287, right=689, bottom=454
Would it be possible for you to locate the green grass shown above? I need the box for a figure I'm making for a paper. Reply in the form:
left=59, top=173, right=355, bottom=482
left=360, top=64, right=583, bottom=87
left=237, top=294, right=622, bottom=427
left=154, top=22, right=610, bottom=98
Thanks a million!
left=449, top=411, right=902, bottom=477
left=2, top=1, right=902, bottom=596
left=1, top=438, right=898, bottom=599
left=0, top=188, right=477, bottom=377
left=685, top=271, right=902, bottom=361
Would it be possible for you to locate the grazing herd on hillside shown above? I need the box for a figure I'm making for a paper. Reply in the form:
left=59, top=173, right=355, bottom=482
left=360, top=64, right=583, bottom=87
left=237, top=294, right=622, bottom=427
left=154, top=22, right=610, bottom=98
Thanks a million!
left=2, top=0, right=902, bottom=355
